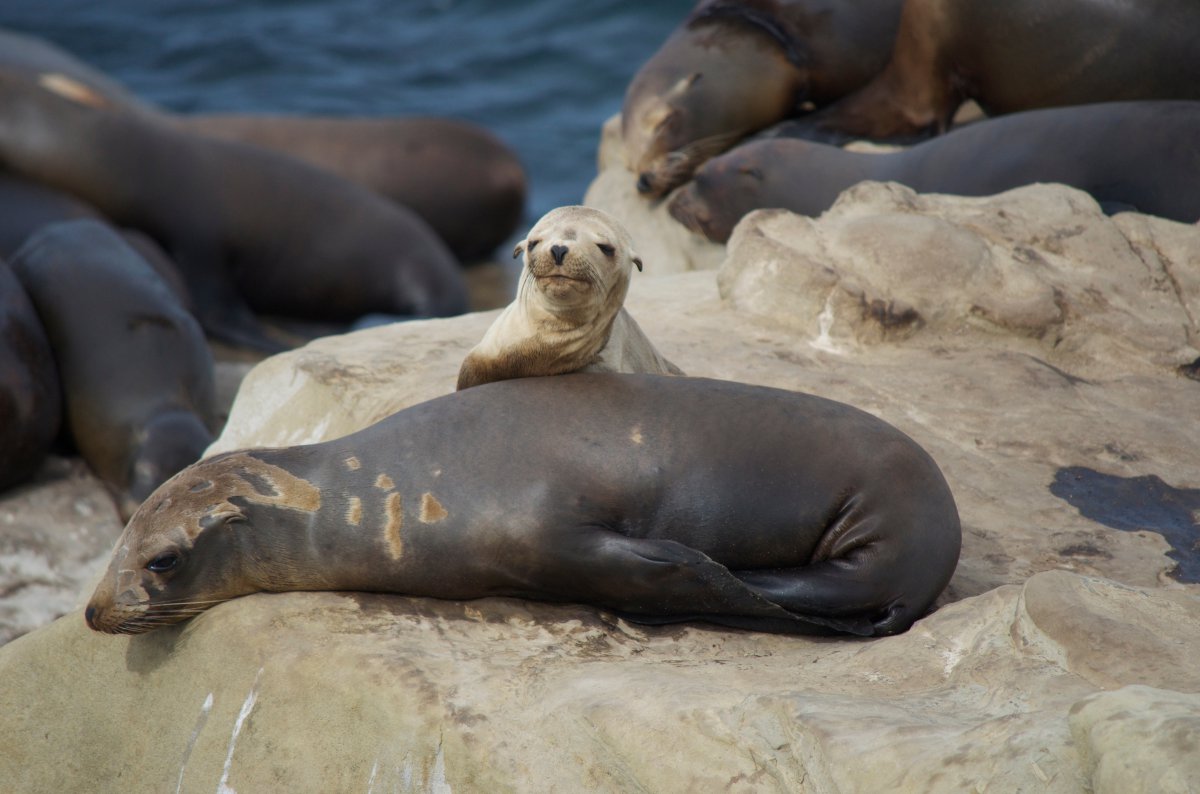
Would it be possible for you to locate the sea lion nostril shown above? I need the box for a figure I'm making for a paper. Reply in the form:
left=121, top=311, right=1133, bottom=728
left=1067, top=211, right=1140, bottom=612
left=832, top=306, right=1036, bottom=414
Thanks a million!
left=84, top=606, right=97, bottom=628
left=550, top=244, right=568, bottom=265
left=636, top=173, right=653, bottom=194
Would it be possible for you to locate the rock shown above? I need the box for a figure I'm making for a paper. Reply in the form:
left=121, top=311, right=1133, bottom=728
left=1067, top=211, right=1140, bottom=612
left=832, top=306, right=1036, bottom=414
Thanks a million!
left=719, top=182, right=1200, bottom=378
left=5, top=180, right=1200, bottom=790
left=1069, top=686, right=1200, bottom=794
left=0, top=456, right=121, bottom=645
left=2, top=571, right=1197, bottom=791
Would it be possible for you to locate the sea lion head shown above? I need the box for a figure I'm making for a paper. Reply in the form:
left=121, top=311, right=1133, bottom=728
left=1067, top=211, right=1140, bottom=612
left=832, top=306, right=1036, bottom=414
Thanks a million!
left=511, top=206, right=641, bottom=316
left=621, top=11, right=807, bottom=199
left=85, top=450, right=322, bottom=635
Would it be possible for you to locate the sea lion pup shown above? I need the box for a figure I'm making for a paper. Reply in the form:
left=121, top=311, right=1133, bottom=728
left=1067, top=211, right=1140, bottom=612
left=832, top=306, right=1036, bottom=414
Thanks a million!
left=0, top=259, right=60, bottom=492
left=772, top=0, right=1200, bottom=144
left=84, top=374, right=962, bottom=638
left=457, top=206, right=681, bottom=390
left=11, top=220, right=219, bottom=519
left=670, top=101, right=1200, bottom=242
left=622, top=0, right=904, bottom=198
left=0, top=70, right=468, bottom=352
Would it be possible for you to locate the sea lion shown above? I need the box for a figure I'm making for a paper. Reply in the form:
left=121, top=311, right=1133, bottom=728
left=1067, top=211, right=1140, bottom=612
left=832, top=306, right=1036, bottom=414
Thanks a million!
left=670, top=101, right=1200, bottom=242
left=172, top=114, right=527, bottom=261
left=11, top=220, right=219, bottom=519
left=0, top=28, right=525, bottom=260
left=0, top=259, right=60, bottom=492
left=457, top=206, right=681, bottom=391
left=0, top=70, right=467, bottom=351
left=84, top=373, right=961, bottom=638
left=0, top=173, right=190, bottom=305
left=622, top=0, right=904, bottom=198
left=773, top=0, right=1200, bottom=143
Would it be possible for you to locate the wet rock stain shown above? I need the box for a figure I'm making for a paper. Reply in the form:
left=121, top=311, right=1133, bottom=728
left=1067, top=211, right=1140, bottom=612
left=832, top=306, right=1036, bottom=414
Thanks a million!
left=1050, top=466, right=1200, bottom=583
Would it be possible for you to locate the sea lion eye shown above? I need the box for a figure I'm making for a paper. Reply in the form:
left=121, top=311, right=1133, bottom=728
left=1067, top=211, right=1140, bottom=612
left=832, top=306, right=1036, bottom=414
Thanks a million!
left=596, top=243, right=615, bottom=257
left=527, top=239, right=540, bottom=252
left=147, top=552, right=180, bottom=574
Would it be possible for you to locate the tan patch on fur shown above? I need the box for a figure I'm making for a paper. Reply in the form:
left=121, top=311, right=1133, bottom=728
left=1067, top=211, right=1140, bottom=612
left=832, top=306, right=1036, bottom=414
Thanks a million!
left=38, top=73, right=109, bottom=108
left=419, top=492, right=448, bottom=524
left=344, top=455, right=362, bottom=471
left=630, top=425, right=644, bottom=444
left=384, top=493, right=404, bottom=559
left=375, top=473, right=395, bottom=491
left=131, top=453, right=324, bottom=542
left=346, top=497, right=363, bottom=526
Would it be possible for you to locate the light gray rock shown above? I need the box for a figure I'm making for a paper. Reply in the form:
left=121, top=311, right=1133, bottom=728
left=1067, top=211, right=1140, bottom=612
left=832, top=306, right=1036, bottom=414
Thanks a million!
left=1069, top=686, right=1200, bottom=794
left=719, top=181, right=1200, bottom=378
left=2, top=571, right=1197, bottom=792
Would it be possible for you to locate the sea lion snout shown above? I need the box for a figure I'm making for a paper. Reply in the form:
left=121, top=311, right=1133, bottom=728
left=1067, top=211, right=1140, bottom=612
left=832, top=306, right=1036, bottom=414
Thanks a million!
left=550, top=244, right=568, bottom=265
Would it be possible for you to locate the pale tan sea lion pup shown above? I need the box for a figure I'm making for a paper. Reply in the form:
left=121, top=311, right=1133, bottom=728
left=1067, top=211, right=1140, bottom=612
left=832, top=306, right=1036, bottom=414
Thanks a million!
left=456, top=206, right=682, bottom=390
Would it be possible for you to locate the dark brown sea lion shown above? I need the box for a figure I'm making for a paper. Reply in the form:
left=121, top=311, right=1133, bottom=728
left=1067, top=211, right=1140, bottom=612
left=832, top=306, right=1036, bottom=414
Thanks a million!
left=622, top=0, right=904, bottom=198
left=773, top=0, right=1200, bottom=143
left=173, top=114, right=527, bottom=261
left=1, top=28, right=526, bottom=260
left=0, top=174, right=190, bottom=306
left=10, top=220, right=219, bottom=519
left=457, top=206, right=681, bottom=391
left=670, top=101, right=1200, bottom=242
left=84, top=374, right=961, bottom=638
left=0, top=259, right=60, bottom=491
left=0, top=70, right=467, bottom=350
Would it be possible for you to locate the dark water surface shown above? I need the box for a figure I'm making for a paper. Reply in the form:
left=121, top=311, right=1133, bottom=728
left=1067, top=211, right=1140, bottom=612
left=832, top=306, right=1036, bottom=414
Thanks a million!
left=1, top=0, right=693, bottom=233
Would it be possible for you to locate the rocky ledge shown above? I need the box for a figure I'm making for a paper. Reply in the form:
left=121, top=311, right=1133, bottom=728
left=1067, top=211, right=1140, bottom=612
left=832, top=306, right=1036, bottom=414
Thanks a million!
left=2, top=179, right=1198, bottom=791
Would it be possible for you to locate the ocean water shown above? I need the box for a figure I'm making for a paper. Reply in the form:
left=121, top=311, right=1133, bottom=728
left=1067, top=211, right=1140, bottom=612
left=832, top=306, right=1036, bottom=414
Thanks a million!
left=1, top=0, right=694, bottom=233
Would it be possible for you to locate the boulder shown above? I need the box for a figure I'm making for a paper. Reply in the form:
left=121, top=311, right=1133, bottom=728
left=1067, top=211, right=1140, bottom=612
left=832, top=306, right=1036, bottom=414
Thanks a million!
left=4, top=180, right=1199, bottom=791
left=1, top=571, right=1197, bottom=792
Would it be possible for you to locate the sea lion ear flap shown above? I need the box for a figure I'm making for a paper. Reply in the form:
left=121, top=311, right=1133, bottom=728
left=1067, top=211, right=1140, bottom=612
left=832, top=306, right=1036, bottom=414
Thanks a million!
left=512, top=239, right=526, bottom=259
left=632, top=256, right=643, bottom=273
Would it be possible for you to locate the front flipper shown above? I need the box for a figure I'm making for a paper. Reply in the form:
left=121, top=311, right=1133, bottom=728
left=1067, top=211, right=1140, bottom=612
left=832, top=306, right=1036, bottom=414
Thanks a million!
left=555, top=532, right=874, bottom=636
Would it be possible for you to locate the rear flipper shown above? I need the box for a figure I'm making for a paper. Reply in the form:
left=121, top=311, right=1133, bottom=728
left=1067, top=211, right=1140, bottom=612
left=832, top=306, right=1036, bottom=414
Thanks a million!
left=553, top=532, right=879, bottom=637
left=735, top=563, right=915, bottom=637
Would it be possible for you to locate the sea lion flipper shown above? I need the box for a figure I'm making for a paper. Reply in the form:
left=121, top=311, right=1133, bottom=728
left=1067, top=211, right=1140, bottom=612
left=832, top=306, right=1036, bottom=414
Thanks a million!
left=564, top=533, right=871, bottom=635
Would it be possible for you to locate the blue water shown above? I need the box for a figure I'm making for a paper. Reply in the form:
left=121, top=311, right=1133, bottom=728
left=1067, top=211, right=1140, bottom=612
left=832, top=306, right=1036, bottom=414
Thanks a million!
left=1, top=0, right=693, bottom=231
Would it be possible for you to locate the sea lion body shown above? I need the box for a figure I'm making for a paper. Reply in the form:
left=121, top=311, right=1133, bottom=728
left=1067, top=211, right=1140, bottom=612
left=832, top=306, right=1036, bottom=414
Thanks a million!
left=0, top=259, right=60, bottom=491
left=777, top=0, right=1200, bottom=143
left=1, top=28, right=524, bottom=260
left=622, top=0, right=904, bottom=197
left=85, top=374, right=961, bottom=638
left=0, top=174, right=189, bottom=304
left=173, top=114, right=527, bottom=261
left=457, top=206, right=680, bottom=390
left=0, top=71, right=467, bottom=350
left=11, top=220, right=219, bottom=519
left=671, top=101, right=1200, bottom=242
